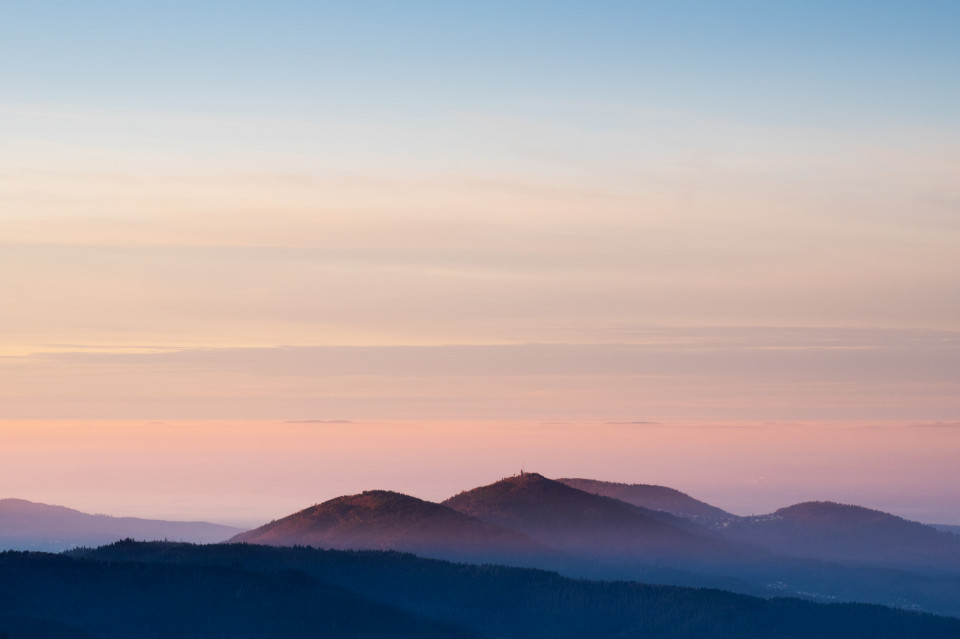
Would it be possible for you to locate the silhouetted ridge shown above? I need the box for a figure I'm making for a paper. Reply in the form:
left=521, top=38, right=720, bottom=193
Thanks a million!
left=67, top=541, right=960, bottom=638
left=0, top=549, right=473, bottom=639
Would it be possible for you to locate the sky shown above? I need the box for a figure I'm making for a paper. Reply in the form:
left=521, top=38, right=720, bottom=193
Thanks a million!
left=1, top=2, right=959, bottom=524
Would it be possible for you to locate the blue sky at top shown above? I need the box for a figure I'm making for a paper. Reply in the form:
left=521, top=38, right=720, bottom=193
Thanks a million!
left=1, top=1, right=958, bottom=424
left=3, top=1, right=958, bottom=127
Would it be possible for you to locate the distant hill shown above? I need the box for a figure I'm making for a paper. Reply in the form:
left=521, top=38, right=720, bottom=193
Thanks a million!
left=68, top=540, right=960, bottom=639
left=443, top=473, right=740, bottom=563
left=720, top=501, right=960, bottom=569
left=0, top=549, right=472, bottom=639
left=0, top=498, right=243, bottom=551
left=230, top=490, right=551, bottom=565
left=557, top=478, right=737, bottom=525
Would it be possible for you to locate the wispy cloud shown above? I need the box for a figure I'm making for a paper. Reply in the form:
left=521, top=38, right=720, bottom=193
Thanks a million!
left=912, top=421, right=960, bottom=429
left=2, top=328, right=957, bottom=420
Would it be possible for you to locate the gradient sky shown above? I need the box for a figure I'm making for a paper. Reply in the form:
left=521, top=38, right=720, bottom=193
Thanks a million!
left=2, top=2, right=959, bottom=523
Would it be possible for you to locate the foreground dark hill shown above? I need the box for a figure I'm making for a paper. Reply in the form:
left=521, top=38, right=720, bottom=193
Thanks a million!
left=443, top=473, right=742, bottom=563
left=0, top=499, right=243, bottom=551
left=68, top=540, right=960, bottom=639
left=0, top=549, right=472, bottom=639
left=0, top=614, right=99, bottom=639
left=720, top=501, right=960, bottom=569
left=230, top=490, right=549, bottom=565
left=558, top=478, right=736, bottom=525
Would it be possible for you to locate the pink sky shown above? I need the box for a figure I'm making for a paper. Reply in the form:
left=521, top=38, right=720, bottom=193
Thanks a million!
left=2, top=419, right=958, bottom=527
left=3, top=4, right=958, bottom=532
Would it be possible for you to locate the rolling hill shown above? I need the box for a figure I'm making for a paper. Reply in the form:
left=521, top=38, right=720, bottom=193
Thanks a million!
left=719, top=501, right=960, bottom=569
left=557, top=478, right=736, bottom=525
left=230, top=490, right=551, bottom=565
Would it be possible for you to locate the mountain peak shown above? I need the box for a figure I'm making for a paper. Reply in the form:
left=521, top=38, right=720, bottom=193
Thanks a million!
left=443, top=472, right=596, bottom=519
left=320, top=490, right=429, bottom=513
left=443, top=473, right=724, bottom=561
left=773, top=501, right=900, bottom=523
left=470, top=471, right=554, bottom=491
left=469, top=472, right=552, bottom=489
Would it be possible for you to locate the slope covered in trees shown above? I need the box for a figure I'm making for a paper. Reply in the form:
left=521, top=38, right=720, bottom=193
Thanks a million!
left=59, top=540, right=960, bottom=639
left=0, top=549, right=473, bottom=639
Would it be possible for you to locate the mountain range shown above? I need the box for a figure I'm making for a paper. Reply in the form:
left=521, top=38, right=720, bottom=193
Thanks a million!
left=6, top=473, right=960, bottom=624
left=553, top=478, right=960, bottom=571
left=225, top=472, right=960, bottom=617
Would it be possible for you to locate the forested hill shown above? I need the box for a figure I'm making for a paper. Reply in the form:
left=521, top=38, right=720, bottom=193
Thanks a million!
left=49, top=540, right=960, bottom=639
left=0, top=549, right=473, bottom=639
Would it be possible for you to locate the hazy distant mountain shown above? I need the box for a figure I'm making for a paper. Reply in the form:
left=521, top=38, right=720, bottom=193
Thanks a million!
left=230, top=490, right=549, bottom=564
left=0, top=498, right=244, bottom=552
left=443, top=473, right=738, bottom=562
left=557, top=478, right=737, bottom=525
left=933, top=524, right=960, bottom=536
left=720, top=501, right=960, bottom=569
